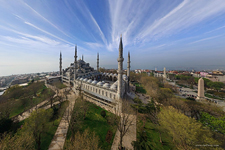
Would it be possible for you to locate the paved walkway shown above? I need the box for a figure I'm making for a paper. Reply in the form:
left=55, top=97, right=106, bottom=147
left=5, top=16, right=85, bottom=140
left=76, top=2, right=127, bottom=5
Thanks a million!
left=48, top=92, right=76, bottom=150
left=111, top=114, right=136, bottom=150
left=15, top=100, right=48, bottom=122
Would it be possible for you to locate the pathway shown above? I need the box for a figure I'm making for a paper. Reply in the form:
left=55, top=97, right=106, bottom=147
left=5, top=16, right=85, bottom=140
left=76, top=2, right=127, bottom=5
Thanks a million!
left=15, top=100, right=48, bottom=122
left=111, top=114, right=136, bottom=150
left=48, top=92, right=76, bottom=150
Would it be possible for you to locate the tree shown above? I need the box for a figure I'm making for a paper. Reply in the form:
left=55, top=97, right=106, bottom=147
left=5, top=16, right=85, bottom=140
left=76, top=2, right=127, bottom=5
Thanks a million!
left=158, top=106, right=222, bottom=150
left=101, top=110, right=106, bottom=118
left=0, top=130, right=35, bottom=150
left=22, top=108, right=53, bottom=150
left=113, top=100, right=136, bottom=150
left=65, top=129, right=101, bottom=150
left=207, top=82, right=224, bottom=92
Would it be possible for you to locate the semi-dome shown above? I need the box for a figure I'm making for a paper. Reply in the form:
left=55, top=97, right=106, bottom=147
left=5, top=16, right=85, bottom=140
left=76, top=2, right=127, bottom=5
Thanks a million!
left=123, top=75, right=128, bottom=80
left=91, top=80, right=98, bottom=85
left=110, top=84, right=117, bottom=90
left=83, top=78, right=88, bottom=82
left=97, top=81, right=103, bottom=86
left=77, top=69, right=83, bottom=73
left=103, top=83, right=110, bottom=88
left=87, top=79, right=92, bottom=83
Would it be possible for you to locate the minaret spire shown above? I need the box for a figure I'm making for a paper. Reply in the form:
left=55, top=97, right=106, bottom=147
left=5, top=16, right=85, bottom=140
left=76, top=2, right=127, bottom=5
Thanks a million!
left=117, top=34, right=124, bottom=100
left=59, top=51, right=62, bottom=82
left=127, top=51, right=131, bottom=92
left=82, top=55, right=83, bottom=61
left=97, top=53, right=99, bottom=72
left=74, top=45, right=77, bottom=80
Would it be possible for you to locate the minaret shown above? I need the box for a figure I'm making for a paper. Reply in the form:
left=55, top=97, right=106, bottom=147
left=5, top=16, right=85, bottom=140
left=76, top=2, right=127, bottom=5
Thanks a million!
left=117, top=35, right=124, bottom=100
left=127, top=51, right=130, bottom=92
left=97, top=53, right=99, bottom=72
left=59, top=52, right=62, bottom=82
left=82, top=55, right=83, bottom=61
left=74, top=45, right=77, bottom=80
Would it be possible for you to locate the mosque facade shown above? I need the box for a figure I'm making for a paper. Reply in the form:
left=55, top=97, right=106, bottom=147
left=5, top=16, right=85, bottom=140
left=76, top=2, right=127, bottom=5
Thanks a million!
left=58, top=36, right=131, bottom=114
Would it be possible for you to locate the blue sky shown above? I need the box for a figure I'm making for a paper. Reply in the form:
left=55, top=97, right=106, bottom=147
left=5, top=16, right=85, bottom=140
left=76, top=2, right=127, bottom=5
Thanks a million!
left=1, top=0, right=225, bottom=76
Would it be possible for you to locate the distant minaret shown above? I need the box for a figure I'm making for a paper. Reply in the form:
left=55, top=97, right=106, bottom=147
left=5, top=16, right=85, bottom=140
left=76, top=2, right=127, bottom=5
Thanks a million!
left=74, top=45, right=77, bottom=80
left=117, top=34, right=124, bottom=100
left=59, top=52, right=62, bottom=82
left=97, top=53, right=99, bottom=72
left=82, top=55, right=84, bottom=61
left=127, top=51, right=131, bottom=92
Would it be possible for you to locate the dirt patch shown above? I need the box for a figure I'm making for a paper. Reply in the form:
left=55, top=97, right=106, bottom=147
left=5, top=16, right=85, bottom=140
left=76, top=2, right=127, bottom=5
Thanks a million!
left=105, top=130, right=113, bottom=143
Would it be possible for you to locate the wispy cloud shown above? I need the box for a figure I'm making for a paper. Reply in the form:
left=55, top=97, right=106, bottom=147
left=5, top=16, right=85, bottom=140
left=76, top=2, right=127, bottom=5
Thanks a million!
left=21, top=1, right=71, bottom=38
left=189, top=35, right=223, bottom=44
left=107, top=0, right=225, bottom=50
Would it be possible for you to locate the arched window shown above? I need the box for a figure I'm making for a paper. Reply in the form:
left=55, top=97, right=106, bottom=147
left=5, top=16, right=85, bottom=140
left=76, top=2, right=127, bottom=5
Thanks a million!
left=110, top=93, right=111, bottom=98
left=106, top=92, right=107, bottom=97
left=99, top=89, right=100, bottom=94
left=102, top=91, right=104, bottom=95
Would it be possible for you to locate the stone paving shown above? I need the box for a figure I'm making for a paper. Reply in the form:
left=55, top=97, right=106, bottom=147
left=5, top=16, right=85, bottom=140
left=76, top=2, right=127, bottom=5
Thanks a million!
left=48, top=92, right=76, bottom=150
left=111, top=114, right=136, bottom=150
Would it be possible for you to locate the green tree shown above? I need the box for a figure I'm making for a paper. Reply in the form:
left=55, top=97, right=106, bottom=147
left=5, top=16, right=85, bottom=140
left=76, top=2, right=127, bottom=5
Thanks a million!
left=158, top=106, right=222, bottom=150
left=207, top=82, right=224, bottom=92
left=21, top=108, right=53, bottom=150
left=65, top=129, right=101, bottom=150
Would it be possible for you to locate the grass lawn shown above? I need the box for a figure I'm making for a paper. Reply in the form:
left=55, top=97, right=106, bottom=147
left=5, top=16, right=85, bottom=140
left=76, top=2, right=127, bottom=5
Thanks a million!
left=205, top=93, right=224, bottom=100
left=135, top=83, right=147, bottom=94
left=40, top=101, right=69, bottom=150
left=51, top=81, right=67, bottom=89
left=9, top=89, right=54, bottom=118
left=65, top=101, right=117, bottom=150
left=137, top=115, right=175, bottom=150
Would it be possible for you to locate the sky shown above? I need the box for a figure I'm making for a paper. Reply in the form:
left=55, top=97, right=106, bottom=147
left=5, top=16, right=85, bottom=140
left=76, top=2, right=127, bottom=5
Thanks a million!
left=0, top=0, right=225, bottom=76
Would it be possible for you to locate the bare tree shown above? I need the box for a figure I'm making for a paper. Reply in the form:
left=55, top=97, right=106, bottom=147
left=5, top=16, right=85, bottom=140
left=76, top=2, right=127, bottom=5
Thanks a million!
left=113, top=100, right=136, bottom=150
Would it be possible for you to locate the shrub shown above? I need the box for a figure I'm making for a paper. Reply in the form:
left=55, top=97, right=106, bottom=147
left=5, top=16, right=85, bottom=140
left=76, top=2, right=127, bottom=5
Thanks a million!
left=101, top=110, right=106, bottom=118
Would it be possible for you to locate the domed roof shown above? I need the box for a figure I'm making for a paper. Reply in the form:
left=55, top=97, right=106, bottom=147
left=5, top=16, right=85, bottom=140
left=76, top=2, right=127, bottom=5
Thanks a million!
left=97, top=81, right=103, bottom=86
left=77, top=77, right=80, bottom=80
left=87, top=79, right=92, bottom=83
left=102, top=81, right=105, bottom=84
left=79, top=78, right=83, bottom=81
left=103, top=83, right=110, bottom=88
left=83, top=78, right=88, bottom=82
left=110, top=73, right=113, bottom=76
left=91, top=80, right=98, bottom=85
left=77, top=59, right=85, bottom=64
left=110, top=84, right=117, bottom=90
left=114, top=73, right=117, bottom=76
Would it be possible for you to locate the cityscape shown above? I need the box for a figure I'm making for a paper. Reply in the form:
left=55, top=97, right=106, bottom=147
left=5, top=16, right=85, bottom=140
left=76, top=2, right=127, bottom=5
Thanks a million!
left=0, top=0, right=225, bottom=150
